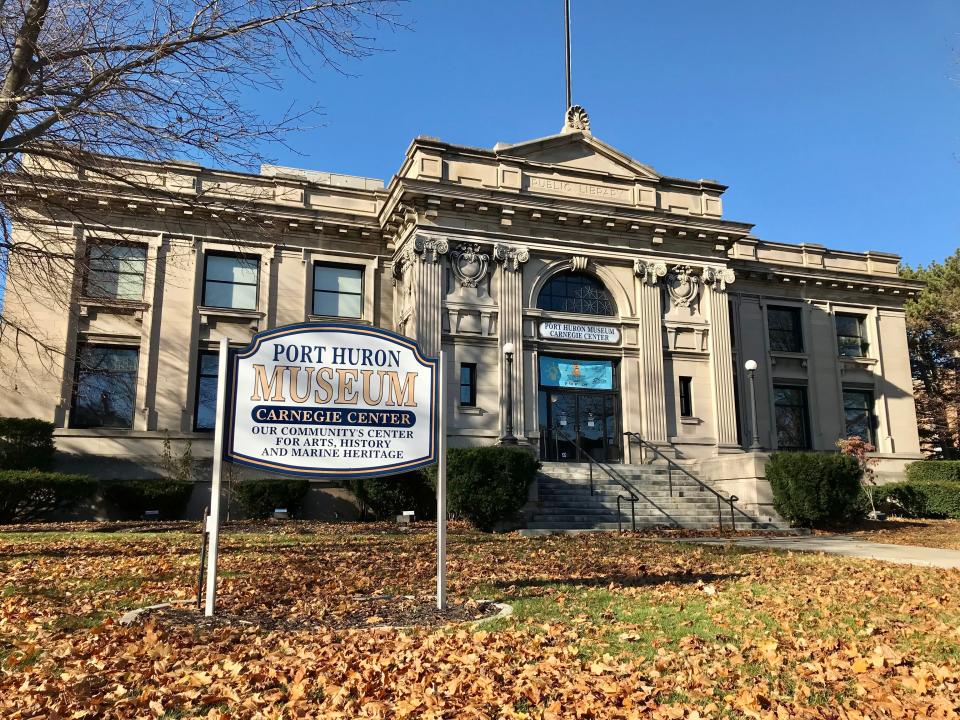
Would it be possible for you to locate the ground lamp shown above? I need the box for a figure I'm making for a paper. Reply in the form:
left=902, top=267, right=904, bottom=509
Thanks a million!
left=744, top=359, right=763, bottom=450
left=500, top=342, right=518, bottom=445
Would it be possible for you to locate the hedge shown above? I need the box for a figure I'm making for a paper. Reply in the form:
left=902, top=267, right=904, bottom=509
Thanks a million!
left=767, top=452, right=865, bottom=528
left=0, top=471, right=97, bottom=523
left=233, top=479, right=310, bottom=519
left=905, top=461, right=960, bottom=484
left=0, top=417, right=55, bottom=471
left=344, top=471, right=434, bottom=520
left=101, top=479, right=194, bottom=520
left=870, top=481, right=960, bottom=519
left=425, top=446, right=539, bottom=532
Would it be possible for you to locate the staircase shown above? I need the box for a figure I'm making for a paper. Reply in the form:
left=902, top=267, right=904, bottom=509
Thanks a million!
left=524, top=461, right=776, bottom=534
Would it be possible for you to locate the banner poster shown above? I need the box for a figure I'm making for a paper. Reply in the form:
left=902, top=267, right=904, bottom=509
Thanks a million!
left=539, top=356, right=614, bottom=390
left=225, top=323, right=439, bottom=479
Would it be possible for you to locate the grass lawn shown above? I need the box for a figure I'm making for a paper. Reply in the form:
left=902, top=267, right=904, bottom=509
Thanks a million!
left=845, top=517, right=960, bottom=551
left=2, top=522, right=960, bottom=718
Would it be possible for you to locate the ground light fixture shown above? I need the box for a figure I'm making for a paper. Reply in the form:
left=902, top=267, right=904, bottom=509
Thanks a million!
left=500, top=342, right=518, bottom=445
left=744, top=359, right=763, bottom=450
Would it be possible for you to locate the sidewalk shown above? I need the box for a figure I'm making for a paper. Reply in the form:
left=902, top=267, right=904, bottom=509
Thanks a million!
left=667, top=535, right=960, bottom=569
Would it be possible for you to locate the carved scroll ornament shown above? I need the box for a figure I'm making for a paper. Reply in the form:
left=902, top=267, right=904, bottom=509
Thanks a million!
left=493, top=243, right=530, bottom=272
left=666, top=265, right=701, bottom=308
left=633, top=259, right=667, bottom=286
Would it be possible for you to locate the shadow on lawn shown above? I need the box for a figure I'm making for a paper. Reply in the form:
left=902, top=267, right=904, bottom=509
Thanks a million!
left=491, top=571, right=743, bottom=591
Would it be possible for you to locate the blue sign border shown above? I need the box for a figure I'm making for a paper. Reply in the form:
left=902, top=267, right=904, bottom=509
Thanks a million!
left=223, top=322, right=440, bottom=479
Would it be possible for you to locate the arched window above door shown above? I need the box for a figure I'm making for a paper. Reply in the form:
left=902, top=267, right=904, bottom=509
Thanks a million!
left=536, top=272, right=616, bottom=316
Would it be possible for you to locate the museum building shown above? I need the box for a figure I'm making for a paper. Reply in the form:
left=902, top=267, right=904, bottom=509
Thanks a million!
left=1, top=108, right=924, bottom=521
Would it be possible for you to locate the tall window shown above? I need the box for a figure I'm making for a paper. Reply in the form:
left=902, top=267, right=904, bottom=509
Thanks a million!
left=678, top=376, right=693, bottom=417
left=194, top=351, right=220, bottom=431
left=836, top=314, right=868, bottom=357
left=459, top=363, right=477, bottom=406
left=843, top=389, right=875, bottom=444
left=85, top=244, right=146, bottom=300
left=203, top=253, right=259, bottom=310
left=773, top=385, right=810, bottom=450
left=767, top=306, right=803, bottom=352
left=71, top=346, right=139, bottom=428
left=536, top=272, right=615, bottom=316
left=313, top=263, right=363, bottom=318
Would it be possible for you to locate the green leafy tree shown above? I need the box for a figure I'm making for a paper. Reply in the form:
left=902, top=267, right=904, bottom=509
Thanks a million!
left=901, top=250, right=960, bottom=459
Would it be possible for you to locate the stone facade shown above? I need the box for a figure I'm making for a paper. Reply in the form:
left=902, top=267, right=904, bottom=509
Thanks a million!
left=0, top=112, right=924, bottom=518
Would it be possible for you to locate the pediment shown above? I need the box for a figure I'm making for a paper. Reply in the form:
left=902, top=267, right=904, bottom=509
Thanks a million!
left=494, top=131, right=660, bottom=182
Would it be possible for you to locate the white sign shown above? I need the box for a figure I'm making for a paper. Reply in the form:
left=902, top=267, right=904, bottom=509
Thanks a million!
left=225, top=323, right=439, bottom=478
left=539, top=321, right=620, bottom=344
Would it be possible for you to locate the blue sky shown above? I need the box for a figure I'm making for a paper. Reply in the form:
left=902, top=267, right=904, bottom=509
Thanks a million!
left=239, top=0, right=960, bottom=268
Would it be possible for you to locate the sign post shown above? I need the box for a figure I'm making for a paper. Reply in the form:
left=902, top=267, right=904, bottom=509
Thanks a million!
left=204, top=337, right=229, bottom=617
left=436, top=350, right=447, bottom=610
left=203, top=323, right=443, bottom=617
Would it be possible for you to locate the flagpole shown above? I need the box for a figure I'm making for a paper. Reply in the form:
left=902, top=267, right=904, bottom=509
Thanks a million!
left=564, top=0, right=572, bottom=110
left=436, top=350, right=448, bottom=610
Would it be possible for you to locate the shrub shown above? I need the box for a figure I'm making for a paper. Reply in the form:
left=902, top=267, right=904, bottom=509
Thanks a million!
left=870, top=481, right=960, bottom=519
left=0, top=417, right=55, bottom=471
left=905, top=461, right=960, bottom=484
left=766, top=452, right=865, bottom=528
left=233, top=479, right=310, bottom=519
left=0, top=471, right=97, bottom=523
left=344, top=471, right=435, bottom=520
left=426, top=446, right=539, bottom=532
left=101, top=479, right=194, bottom=520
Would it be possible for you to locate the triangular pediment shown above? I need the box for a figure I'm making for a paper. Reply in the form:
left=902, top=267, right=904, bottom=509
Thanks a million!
left=494, top=131, right=660, bottom=182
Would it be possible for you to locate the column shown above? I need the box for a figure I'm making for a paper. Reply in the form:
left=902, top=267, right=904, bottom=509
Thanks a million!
left=704, top=267, right=739, bottom=450
left=633, top=259, right=669, bottom=444
left=408, top=235, right=448, bottom=358
left=494, top=243, right=530, bottom=441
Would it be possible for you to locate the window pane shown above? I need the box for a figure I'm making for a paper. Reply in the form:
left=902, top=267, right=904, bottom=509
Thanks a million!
left=72, top=347, right=138, bottom=428
left=773, top=386, right=809, bottom=450
left=115, top=273, right=145, bottom=300
left=843, top=390, right=873, bottom=443
left=459, top=384, right=473, bottom=405
left=835, top=315, right=860, bottom=337
left=536, top=272, right=615, bottom=316
left=206, top=255, right=258, bottom=284
left=86, top=270, right=119, bottom=297
left=314, top=265, right=362, bottom=293
left=838, top=336, right=865, bottom=358
left=195, top=377, right=218, bottom=430
left=205, top=280, right=257, bottom=309
left=768, top=308, right=802, bottom=352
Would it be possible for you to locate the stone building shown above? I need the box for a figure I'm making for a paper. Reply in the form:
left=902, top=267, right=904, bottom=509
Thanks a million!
left=1, top=108, right=924, bottom=524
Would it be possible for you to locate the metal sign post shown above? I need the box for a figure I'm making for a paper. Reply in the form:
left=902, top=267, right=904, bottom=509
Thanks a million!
left=436, top=350, right=447, bottom=610
left=204, top=337, right=229, bottom=617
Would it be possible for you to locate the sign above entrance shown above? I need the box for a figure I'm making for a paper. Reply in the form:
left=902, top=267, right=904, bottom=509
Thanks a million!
left=539, top=321, right=620, bottom=344
left=225, top=323, right=439, bottom=479
left=539, top=356, right=614, bottom=391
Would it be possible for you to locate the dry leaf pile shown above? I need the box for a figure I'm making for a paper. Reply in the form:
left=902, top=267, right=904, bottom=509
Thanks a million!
left=2, top=522, right=960, bottom=718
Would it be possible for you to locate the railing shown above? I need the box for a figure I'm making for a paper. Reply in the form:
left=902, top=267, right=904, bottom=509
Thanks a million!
left=552, top=426, right=638, bottom=532
left=624, top=431, right=771, bottom=531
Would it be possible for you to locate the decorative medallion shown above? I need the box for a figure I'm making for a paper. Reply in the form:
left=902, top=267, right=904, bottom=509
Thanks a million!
left=413, top=235, right=449, bottom=263
left=493, top=243, right=530, bottom=272
left=634, top=259, right=667, bottom=286
left=666, top=265, right=701, bottom=308
left=703, top=266, right=736, bottom=292
left=450, top=243, right=490, bottom=287
left=564, top=105, right=591, bottom=134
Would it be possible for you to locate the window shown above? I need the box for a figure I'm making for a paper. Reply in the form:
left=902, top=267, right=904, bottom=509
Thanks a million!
left=70, top=346, right=139, bottom=428
left=203, top=253, right=259, bottom=310
left=836, top=313, right=868, bottom=358
left=843, top=389, right=875, bottom=445
left=313, top=263, right=363, bottom=318
left=459, top=363, right=477, bottom=406
left=85, top=244, right=146, bottom=300
left=773, top=385, right=810, bottom=450
left=194, top=351, right=220, bottom=431
left=537, top=272, right=615, bottom=316
left=729, top=302, right=738, bottom=348
left=678, top=376, right=693, bottom=417
left=767, top=306, right=803, bottom=352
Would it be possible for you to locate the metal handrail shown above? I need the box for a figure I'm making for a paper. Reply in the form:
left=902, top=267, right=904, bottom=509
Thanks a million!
left=552, top=426, right=639, bottom=532
left=623, top=431, right=768, bottom=531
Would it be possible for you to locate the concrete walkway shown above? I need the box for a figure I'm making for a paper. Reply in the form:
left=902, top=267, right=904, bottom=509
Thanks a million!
left=668, top=535, right=960, bottom=569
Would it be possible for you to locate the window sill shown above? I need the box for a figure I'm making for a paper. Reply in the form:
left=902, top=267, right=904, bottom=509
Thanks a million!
left=680, top=416, right=702, bottom=425
left=840, top=356, right=878, bottom=369
left=198, top=306, right=264, bottom=329
left=78, top=296, right=148, bottom=321
left=306, top=314, right=370, bottom=325
left=769, top=351, right=807, bottom=367
left=458, top=405, right=485, bottom=415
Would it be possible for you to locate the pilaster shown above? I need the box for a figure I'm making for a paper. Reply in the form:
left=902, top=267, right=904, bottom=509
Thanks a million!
left=704, top=268, right=739, bottom=450
left=408, top=235, right=448, bottom=358
left=633, top=259, right=668, bottom=444
left=494, top=243, right=530, bottom=440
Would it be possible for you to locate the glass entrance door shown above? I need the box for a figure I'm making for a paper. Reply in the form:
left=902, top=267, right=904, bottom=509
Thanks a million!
left=541, top=391, right=621, bottom=462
